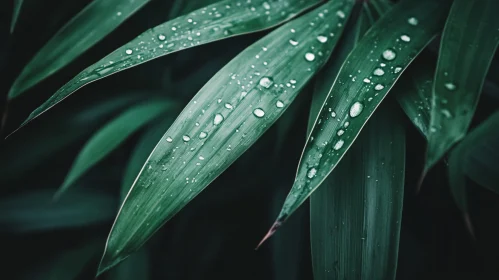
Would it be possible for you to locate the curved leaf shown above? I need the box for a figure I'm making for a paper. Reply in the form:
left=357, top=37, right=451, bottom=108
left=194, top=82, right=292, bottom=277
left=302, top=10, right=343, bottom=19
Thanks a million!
left=266, top=0, right=451, bottom=235
left=10, top=0, right=23, bottom=33
left=0, top=189, right=117, bottom=232
left=9, top=0, right=151, bottom=98
left=311, top=103, right=405, bottom=280
left=18, top=0, right=322, bottom=130
left=56, top=100, right=175, bottom=198
left=425, top=0, right=499, bottom=171
left=98, top=0, right=356, bottom=274
left=448, top=111, right=499, bottom=213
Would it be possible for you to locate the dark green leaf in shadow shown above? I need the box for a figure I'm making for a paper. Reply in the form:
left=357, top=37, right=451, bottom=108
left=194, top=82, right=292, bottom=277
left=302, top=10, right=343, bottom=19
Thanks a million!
left=310, top=104, right=405, bottom=280
left=425, top=0, right=499, bottom=171
left=0, top=189, right=117, bottom=232
left=268, top=0, right=451, bottom=234
left=98, top=1, right=355, bottom=274
left=45, top=241, right=102, bottom=280
left=448, top=111, right=499, bottom=213
left=11, top=0, right=23, bottom=33
left=18, top=0, right=322, bottom=130
left=108, top=248, right=150, bottom=280
left=56, top=100, right=175, bottom=198
left=9, top=0, right=151, bottom=98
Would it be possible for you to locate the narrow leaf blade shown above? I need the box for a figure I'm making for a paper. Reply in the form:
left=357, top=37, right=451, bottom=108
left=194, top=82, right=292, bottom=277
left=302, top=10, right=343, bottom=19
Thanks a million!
left=311, top=103, right=405, bottom=280
left=18, top=0, right=322, bottom=129
left=426, top=0, right=499, bottom=170
left=56, top=100, right=174, bottom=197
left=10, top=0, right=23, bottom=33
left=9, top=0, right=150, bottom=98
left=99, top=0, right=355, bottom=274
left=271, top=0, right=451, bottom=228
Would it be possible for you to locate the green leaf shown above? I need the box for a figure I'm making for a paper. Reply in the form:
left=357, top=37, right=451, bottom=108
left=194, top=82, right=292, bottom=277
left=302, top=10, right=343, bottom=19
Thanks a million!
left=56, top=100, right=174, bottom=198
left=0, top=94, right=143, bottom=183
left=10, top=0, right=23, bottom=33
left=448, top=111, right=499, bottom=213
left=395, top=55, right=434, bottom=138
left=9, top=0, right=151, bottom=98
left=425, top=0, right=499, bottom=171
left=121, top=117, right=175, bottom=202
left=98, top=1, right=355, bottom=274
left=18, top=0, right=322, bottom=129
left=0, top=189, right=117, bottom=232
left=267, top=0, right=451, bottom=233
left=310, top=103, right=405, bottom=280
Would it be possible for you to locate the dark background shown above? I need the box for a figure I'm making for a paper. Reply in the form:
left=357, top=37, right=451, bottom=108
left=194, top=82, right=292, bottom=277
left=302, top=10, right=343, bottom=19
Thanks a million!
left=1, top=0, right=499, bottom=279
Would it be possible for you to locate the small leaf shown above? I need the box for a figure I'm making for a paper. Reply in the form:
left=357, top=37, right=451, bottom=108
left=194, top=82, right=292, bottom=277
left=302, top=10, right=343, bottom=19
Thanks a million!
left=268, top=0, right=451, bottom=231
left=121, top=117, right=175, bottom=202
left=56, top=100, right=174, bottom=198
left=9, top=0, right=151, bottom=98
left=10, top=0, right=23, bottom=33
left=448, top=111, right=499, bottom=213
left=310, top=103, right=405, bottom=280
left=0, top=189, right=117, bottom=232
left=18, top=0, right=322, bottom=129
left=425, top=0, right=499, bottom=171
left=98, top=1, right=355, bottom=274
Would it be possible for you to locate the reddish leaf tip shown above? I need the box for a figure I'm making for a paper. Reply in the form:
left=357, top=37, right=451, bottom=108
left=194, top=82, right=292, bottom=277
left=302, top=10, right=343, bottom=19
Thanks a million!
left=255, top=220, right=283, bottom=250
left=415, top=169, right=428, bottom=195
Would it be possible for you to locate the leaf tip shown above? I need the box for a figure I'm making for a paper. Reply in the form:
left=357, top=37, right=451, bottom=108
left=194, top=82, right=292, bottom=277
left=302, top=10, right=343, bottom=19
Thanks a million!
left=255, top=217, right=286, bottom=250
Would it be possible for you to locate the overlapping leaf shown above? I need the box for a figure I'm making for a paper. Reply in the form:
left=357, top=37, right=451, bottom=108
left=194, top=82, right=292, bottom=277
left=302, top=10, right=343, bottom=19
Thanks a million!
left=98, top=0, right=355, bottom=274
left=448, top=111, right=499, bottom=213
left=267, top=0, right=451, bottom=233
left=425, top=0, right=499, bottom=171
left=18, top=0, right=322, bottom=129
left=55, top=100, right=175, bottom=198
left=311, top=103, right=405, bottom=280
left=9, top=0, right=151, bottom=98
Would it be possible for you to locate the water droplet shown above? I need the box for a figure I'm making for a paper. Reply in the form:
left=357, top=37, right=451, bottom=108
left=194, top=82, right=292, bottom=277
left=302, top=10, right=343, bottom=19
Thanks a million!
left=259, top=77, right=274, bottom=88
left=336, top=10, right=345, bottom=18
left=394, top=67, right=402, bottom=73
left=214, top=113, right=224, bottom=125
left=441, top=109, right=452, bottom=119
left=199, top=132, right=208, bottom=139
left=158, top=34, right=166, bottom=41
left=444, top=82, right=456, bottom=91
left=333, top=140, right=345, bottom=150
left=382, top=49, right=396, bottom=60
left=373, top=68, right=385, bottom=76
left=363, top=78, right=371, bottom=83
left=317, top=35, right=328, bottom=43
left=225, top=103, right=233, bottom=109
left=289, top=39, right=299, bottom=46
left=349, top=102, right=364, bottom=118
left=331, top=111, right=336, bottom=118
left=400, top=35, right=410, bottom=42
left=276, top=100, right=284, bottom=108
left=337, top=129, right=345, bottom=136
left=290, top=79, right=297, bottom=84
left=183, top=135, right=191, bottom=142
left=408, top=17, right=419, bottom=26
left=199, top=156, right=205, bottom=160
left=344, top=122, right=350, bottom=128
left=374, top=84, right=385, bottom=91
left=253, top=108, right=265, bottom=118
left=305, top=53, right=316, bottom=62
left=307, top=167, right=317, bottom=179
left=166, top=137, right=173, bottom=143
left=125, top=49, right=133, bottom=55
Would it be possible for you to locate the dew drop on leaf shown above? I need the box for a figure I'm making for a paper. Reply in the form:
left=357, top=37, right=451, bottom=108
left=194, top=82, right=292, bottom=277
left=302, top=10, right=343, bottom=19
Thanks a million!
left=225, top=103, right=233, bottom=109
left=166, top=137, right=173, bottom=143
left=375, top=84, right=385, bottom=91
left=363, top=78, right=371, bottom=83
left=317, top=35, right=328, bottom=43
left=349, top=102, right=364, bottom=118
left=253, top=108, right=265, bottom=118
left=276, top=100, right=284, bottom=108
left=305, top=53, right=316, bottom=62
left=158, top=34, right=166, bottom=41
left=400, top=35, right=411, bottom=42
left=337, top=129, right=345, bottom=136
left=182, top=135, right=191, bottom=142
left=125, top=49, right=133, bottom=55
left=213, top=114, right=224, bottom=125
left=289, top=39, right=299, bottom=46
left=373, top=68, right=385, bottom=76
left=199, top=132, right=208, bottom=139
left=444, top=82, right=456, bottom=91
left=408, top=17, right=419, bottom=26
left=394, top=67, right=402, bottom=73
left=333, top=139, right=345, bottom=150
left=259, top=77, right=274, bottom=88
left=307, top=167, right=317, bottom=179
left=382, top=49, right=397, bottom=60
